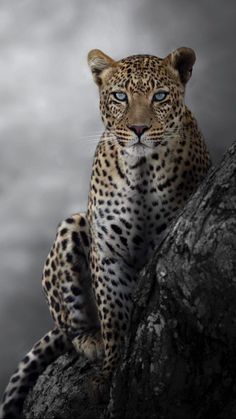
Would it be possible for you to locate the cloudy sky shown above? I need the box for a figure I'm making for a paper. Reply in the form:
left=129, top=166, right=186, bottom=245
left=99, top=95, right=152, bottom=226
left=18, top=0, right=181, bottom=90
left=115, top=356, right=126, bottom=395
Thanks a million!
left=0, top=0, right=235, bottom=395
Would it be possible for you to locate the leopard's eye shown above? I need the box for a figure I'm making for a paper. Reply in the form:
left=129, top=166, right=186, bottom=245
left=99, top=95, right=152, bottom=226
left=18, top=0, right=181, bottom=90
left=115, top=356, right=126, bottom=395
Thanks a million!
left=153, top=91, right=169, bottom=102
left=112, top=92, right=128, bottom=102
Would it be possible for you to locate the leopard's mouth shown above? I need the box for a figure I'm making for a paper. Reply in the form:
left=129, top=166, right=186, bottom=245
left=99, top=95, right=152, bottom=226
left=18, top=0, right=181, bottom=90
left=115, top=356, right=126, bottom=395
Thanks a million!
left=139, top=138, right=164, bottom=148
left=117, top=137, right=162, bottom=149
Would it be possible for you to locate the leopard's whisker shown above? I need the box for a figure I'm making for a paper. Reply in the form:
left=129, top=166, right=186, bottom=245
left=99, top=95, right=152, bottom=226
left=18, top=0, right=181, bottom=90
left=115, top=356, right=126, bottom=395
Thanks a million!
left=78, top=133, right=104, bottom=140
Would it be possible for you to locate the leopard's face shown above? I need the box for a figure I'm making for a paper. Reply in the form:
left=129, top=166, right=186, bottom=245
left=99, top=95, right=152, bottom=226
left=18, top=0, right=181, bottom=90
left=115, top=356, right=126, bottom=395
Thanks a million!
left=88, top=48, right=196, bottom=151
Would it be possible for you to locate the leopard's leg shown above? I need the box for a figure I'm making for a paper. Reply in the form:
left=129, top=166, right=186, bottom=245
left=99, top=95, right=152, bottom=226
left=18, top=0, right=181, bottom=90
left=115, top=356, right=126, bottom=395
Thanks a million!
left=42, top=213, right=104, bottom=361
left=1, top=213, right=102, bottom=418
left=90, top=251, right=136, bottom=400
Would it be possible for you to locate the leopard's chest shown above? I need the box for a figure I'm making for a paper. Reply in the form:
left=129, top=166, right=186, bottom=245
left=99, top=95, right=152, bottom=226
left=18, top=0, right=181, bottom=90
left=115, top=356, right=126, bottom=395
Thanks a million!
left=86, top=140, right=198, bottom=268
left=89, top=169, right=178, bottom=269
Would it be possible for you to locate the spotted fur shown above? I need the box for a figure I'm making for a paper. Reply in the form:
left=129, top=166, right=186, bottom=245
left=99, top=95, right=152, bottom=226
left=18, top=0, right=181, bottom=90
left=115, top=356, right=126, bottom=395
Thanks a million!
left=0, top=47, right=211, bottom=418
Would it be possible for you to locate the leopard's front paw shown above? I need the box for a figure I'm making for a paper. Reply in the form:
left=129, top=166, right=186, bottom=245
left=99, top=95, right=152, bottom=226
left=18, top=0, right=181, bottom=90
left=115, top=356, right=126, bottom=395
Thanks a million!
left=73, top=329, right=104, bottom=362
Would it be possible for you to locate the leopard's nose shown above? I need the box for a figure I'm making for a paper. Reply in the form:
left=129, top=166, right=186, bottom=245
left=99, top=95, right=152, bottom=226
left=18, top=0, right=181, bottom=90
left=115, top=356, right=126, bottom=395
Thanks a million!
left=128, top=125, right=149, bottom=138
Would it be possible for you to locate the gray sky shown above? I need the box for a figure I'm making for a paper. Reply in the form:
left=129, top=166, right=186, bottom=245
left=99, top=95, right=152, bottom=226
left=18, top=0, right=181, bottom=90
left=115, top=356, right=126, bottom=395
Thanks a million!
left=0, top=0, right=236, bottom=394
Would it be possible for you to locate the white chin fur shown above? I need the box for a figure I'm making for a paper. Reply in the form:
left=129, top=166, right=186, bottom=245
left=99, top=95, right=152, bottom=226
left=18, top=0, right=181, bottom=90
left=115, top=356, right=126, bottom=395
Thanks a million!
left=122, top=141, right=157, bottom=156
left=124, top=143, right=146, bottom=155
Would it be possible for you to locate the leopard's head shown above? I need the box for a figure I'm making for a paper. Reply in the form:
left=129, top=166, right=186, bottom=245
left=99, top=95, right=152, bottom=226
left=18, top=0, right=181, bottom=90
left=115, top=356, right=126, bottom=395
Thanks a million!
left=88, top=47, right=195, bottom=151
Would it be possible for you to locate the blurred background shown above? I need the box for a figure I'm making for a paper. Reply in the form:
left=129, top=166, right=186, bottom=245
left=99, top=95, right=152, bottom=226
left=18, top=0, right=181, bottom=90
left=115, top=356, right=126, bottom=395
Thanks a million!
left=0, top=0, right=235, bottom=395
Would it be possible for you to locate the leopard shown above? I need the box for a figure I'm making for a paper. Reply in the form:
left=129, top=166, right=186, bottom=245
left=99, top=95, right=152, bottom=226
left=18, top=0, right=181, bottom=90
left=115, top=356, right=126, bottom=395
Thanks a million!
left=0, top=46, right=211, bottom=418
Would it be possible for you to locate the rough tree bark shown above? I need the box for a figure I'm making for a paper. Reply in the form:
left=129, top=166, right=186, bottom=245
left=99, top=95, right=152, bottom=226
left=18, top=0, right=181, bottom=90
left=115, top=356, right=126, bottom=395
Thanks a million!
left=23, top=140, right=236, bottom=419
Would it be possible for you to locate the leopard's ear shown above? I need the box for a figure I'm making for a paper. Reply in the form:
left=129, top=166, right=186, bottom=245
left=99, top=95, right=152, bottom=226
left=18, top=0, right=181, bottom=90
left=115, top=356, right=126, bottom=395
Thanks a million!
left=87, top=49, right=117, bottom=86
left=164, top=47, right=196, bottom=84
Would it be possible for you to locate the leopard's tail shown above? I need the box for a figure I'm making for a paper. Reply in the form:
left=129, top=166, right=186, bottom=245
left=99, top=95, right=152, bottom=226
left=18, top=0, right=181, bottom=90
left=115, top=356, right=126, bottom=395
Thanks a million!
left=0, top=327, right=71, bottom=419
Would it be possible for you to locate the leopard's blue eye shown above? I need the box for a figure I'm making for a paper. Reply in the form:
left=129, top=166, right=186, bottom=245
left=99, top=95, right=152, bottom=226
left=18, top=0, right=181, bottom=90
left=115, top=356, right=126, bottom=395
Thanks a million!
left=113, top=92, right=128, bottom=102
left=153, top=91, right=168, bottom=102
